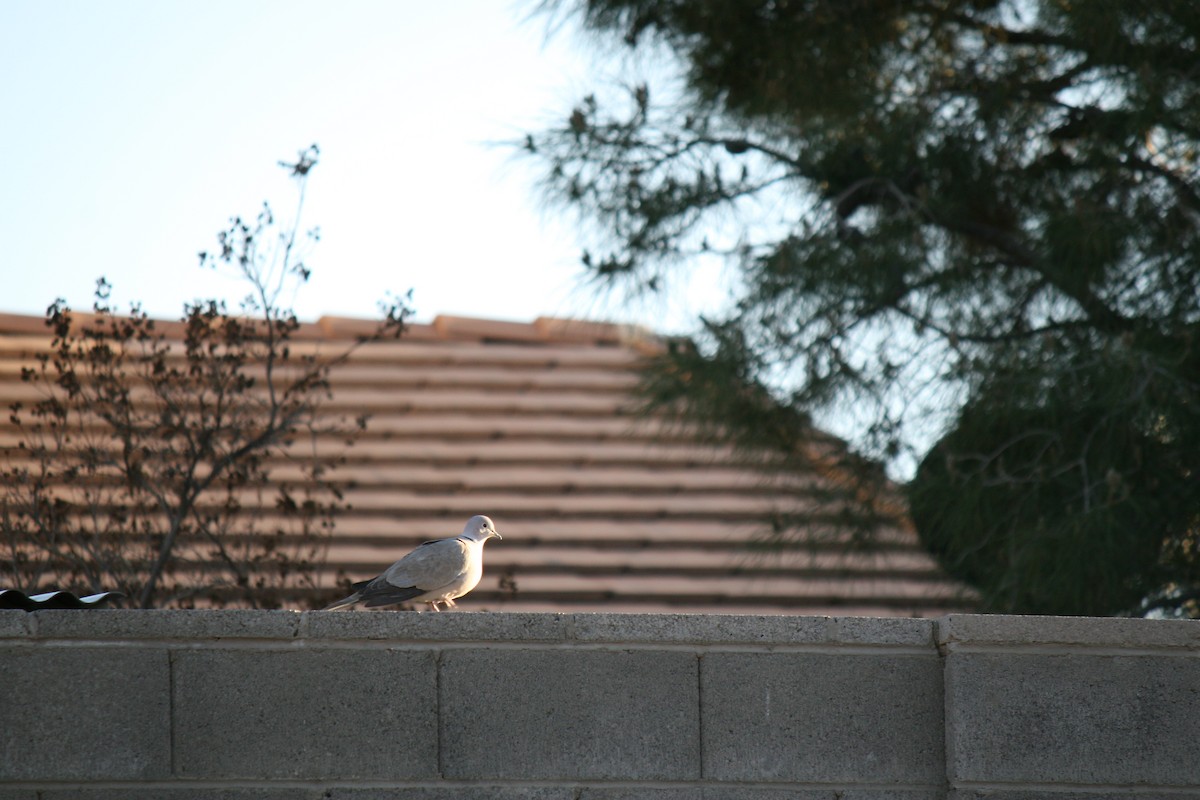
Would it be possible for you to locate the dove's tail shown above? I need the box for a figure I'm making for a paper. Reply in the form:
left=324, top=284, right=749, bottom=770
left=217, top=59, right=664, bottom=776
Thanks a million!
left=322, top=592, right=362, bottom=611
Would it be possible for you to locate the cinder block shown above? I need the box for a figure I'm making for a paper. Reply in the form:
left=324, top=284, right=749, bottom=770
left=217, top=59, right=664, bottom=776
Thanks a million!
left=440, top=648, right=701, bottom=780
left=0, top=790, right=38, bottom=800
left=39, top=791, right=322, bottom=800
left=579, top=789, right=702, bottom=800
left=326, top=789, right=574, bottom=800
left=173, top=648, right=438, bottom=780
left=570, top=614, right=934, bottom=648
left=302, top=609, right=572, bottom=642
left=578, top=789, right=939, bottom=800
left=938, top=613, right=1200, bottom=651
left=827, top=616, right=936, bottom=647
left=702, top=652, right=943, bottom=783
left=699, top=791, right=944, bottom=800
left=0, top=647, right=170, bottom=780
left=699, top=792, right=835, bottom=800
left=569, top=613, right=832, bottom=645
left=947, top=792, right=1184, bottom=800
left=31, top=609, right=301, bottom=640
left=700, top=791, right=823, bottom=800
left=945, top=652, right=1200, bottom=787
left=0, top=611, right=31, bottom=638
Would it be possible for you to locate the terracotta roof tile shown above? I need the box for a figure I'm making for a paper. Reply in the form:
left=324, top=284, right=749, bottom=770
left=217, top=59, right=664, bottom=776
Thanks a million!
left=0, top=310, right=975, bottom=615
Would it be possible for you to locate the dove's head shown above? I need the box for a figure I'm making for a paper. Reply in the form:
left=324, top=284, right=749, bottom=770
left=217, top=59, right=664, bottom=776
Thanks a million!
left=462, top=514, right=502, bottom=543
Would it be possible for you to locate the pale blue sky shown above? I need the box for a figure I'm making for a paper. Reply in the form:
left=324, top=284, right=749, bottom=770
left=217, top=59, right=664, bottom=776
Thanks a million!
left=0, top=0, right=724, bottom=330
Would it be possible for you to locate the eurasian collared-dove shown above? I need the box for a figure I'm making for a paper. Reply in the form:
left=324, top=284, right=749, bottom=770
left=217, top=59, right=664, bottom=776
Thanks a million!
left=323, top=515, right=501, bottom=611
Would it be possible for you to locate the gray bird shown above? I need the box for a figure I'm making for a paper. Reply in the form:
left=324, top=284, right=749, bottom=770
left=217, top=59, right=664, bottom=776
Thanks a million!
left=323, top=515, right=502, bottom=611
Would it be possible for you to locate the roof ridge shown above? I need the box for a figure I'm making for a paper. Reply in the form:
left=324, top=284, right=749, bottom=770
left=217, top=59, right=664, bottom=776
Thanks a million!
left=0, top=309, right=665, bottom=350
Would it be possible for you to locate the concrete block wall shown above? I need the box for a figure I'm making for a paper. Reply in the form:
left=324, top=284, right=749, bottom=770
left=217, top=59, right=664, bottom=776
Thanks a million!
left=0, top=610, right=1197, bottom=798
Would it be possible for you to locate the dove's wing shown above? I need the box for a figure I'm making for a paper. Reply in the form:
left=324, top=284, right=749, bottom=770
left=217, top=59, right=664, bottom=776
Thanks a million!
left=384, top=538, right=471, bottom=588
left=356, top=537, right=471, bottom=607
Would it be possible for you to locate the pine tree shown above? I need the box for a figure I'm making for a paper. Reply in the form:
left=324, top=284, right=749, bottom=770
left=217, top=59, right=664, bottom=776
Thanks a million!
left=524, top=1, right=1200, bottom=616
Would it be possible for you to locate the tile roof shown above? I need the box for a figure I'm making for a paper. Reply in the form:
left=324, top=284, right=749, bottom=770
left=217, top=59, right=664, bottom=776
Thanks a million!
left=0, top=310, right=975, bottom=616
